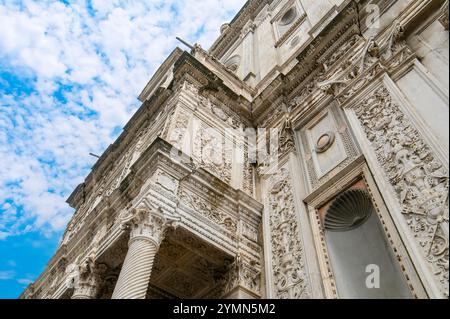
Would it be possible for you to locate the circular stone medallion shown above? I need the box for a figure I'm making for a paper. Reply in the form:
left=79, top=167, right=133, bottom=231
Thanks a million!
left=315, top=131, right=335, bottom=153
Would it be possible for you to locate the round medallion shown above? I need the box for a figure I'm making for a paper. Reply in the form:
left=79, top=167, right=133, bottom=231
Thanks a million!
left=315, top=131, right=335, bottom=153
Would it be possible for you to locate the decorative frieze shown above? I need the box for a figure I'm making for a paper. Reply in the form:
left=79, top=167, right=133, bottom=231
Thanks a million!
left=179, top=189, right=237, bottom=234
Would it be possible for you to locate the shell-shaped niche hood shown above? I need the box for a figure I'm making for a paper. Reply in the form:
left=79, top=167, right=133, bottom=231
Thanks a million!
left=324, top=189, right=374, bottom=232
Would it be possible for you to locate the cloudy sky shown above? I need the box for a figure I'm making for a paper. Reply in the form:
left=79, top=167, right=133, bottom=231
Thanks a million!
left=0, top=0, right=246, bottom=298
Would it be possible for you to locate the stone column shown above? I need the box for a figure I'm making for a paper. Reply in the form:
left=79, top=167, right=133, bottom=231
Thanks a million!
left=111, top=209, right=167, bottom=299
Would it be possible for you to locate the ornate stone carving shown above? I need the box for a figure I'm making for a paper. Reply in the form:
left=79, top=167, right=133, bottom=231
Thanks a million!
left=193, top=125, right=232, bottom=184
left=351, top=86, right=449, bottom=297
left=317, top=36, right=380, bottom=96
left=268, top=169, right=311, bottom=299
left=317, top=21, right=412, bottom=103
left=120, top=205, right=169, bottom=246
left=179, top=190, right=237, bottom=233
left=169, top=109, right=191, bottom=150
left=65, top=256, right=107, bottom=299
left=219, top=254, right=261, bottom=296
left=278, top=117, right=296, bottom=157
left=321, top=34, right=361, bottom=72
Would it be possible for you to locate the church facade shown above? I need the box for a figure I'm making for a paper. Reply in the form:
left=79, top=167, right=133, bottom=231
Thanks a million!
left=21, top=0, right=449, bottom=299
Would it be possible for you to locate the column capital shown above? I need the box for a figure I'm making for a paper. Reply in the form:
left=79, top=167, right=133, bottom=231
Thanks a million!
left=67, top=257, right=107, bottom=299
left=120, top=206, right=170, bottom=247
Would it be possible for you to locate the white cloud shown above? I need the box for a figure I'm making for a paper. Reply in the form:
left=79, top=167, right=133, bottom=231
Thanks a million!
left=0, top=270, right=15, bottom=280
left=0, top=231, right=10, bottom=240
left=0, top=0, right=246, bottom=237
left=17, top=278, right=33, bottom=285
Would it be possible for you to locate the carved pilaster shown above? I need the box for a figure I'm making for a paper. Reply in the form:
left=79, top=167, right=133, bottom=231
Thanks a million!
left=268, top=168, right=311, bottom=299
left=349, top=86, right=449, bottom=298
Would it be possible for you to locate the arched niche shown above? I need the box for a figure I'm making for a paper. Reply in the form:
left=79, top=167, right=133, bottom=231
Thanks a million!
left=324, top=189, right=412, bottom=299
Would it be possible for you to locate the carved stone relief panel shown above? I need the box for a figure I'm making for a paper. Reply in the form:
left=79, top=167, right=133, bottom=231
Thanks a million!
left=266, top=166, right=311, bottom=299
left=215, top=255, right=261, bottom=298
left=178, top=186, right=238, bottom=236
left=193, top=123, right=233, bottom=185
left=168, top=108, right=191, bottom=151
left=298, top=105, right=359, bottom=190
left=349, top=86, right=449, bottom=298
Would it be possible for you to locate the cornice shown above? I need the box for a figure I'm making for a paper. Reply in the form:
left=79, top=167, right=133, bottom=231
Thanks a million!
left=66, top=87, right=173, bottom=210
left=173, top=52, right=253, bottom=122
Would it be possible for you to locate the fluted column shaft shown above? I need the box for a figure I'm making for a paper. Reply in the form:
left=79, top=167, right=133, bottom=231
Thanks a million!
left=111, top=236, right=158, bottom=299
left=111, top=209, right=167, bottom=299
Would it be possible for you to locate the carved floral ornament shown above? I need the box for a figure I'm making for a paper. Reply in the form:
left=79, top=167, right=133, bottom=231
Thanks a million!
left=119, top=200, right=180, bottom=247
left=350, top=86, right=449, bottom=297
left=317, top=21, right=409, bottom=100
left=218, top=254, right=261, bottom=296
left=64, top=254, right=108, bottom=298
left=268, top=168, right=311, bottom=299
left=178, top=189, right=237, bottom=234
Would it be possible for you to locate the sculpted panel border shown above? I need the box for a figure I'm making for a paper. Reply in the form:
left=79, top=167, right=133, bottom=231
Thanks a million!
left=344, top=84, right=448, bottom=298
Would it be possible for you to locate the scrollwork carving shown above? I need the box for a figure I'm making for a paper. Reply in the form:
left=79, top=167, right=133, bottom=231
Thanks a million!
left=268, top=169, right=311, bottom=299
left=120, top=204, right=171, bottom=247
left=351, top=86, right=449, bottom=297
left=179, top=190, right=237, bottom=233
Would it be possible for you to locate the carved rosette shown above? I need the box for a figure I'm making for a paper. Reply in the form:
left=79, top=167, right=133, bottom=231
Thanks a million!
left=268, top=169, right=311, bottom=299
left=351, top=86, right=449, bottom=297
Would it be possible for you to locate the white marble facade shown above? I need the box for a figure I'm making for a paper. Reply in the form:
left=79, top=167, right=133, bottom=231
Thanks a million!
left=21, top=0, right=449, bottom=299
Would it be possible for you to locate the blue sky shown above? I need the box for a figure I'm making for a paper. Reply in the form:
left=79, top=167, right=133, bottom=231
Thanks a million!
left=0, top=0, right=245, bottom=298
